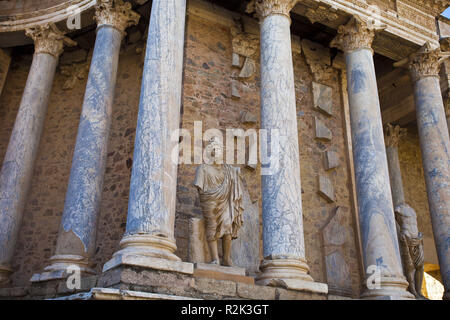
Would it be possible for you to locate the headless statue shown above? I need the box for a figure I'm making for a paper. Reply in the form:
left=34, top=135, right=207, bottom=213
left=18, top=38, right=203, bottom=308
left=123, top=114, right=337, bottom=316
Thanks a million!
left=395, top=204, right=426, bottom=299
left=194, top=138, right=244, bottom=266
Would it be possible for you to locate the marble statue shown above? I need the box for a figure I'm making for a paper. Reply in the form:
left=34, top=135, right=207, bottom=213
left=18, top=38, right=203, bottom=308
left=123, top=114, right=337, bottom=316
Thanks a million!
left=394, top=204, right=426, bottom=299
left=194, top=138, right=244, bottom=267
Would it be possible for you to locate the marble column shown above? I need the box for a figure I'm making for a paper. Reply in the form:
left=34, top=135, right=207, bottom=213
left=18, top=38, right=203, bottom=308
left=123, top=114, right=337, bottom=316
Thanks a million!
left=0, top=25, right=74, bottom=284
left=384, top=124, right=408, bottom=209
left=34, top=1, right=139, bottom=279
left=395, top=43, right=450, bottom=300
left=331, top=16, right=413, bottom=299
left=253, top=0, right=326, bottom=293
left=103, top=0, right=189, bottom=272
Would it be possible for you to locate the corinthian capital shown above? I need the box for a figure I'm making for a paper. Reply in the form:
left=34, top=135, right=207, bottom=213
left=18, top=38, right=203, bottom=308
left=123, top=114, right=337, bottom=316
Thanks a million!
left=95, top=0, right=140, bottom=35
left=25, top=24, right=76, bottom=58
left=394, top=42, right=450, bottom=82
left=384, top=123, right=407, bottom=148
left=330, top=16, right=385, bottom=53
left=247, top=0, right=299, bottom=21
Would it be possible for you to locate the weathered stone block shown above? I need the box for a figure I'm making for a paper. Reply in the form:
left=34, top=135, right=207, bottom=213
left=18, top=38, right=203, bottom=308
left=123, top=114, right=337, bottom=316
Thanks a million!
left=236, top=283, right=276, bottom=300
left=0, top=286, right=28, bottom=298
left=318, top=175, right=335, bottom=203
left=193, top=278, right=236, bottom=297
left=314, top=117, right=332, bottom=141
left=98, top=265, right=195, bottom=297
left=232, top=53, right=241, bottom=67
left=238, top=57, right=256, bottom=79
left=231, top=81, right=241, bottom=99
left=275, top=288, right=326, bottom=300
left=56, top=275, right=98, bottom=294
left=324, top=150, right=340, bottom=170
left=312, top=82, right=333, bottom=115
left=239, top=110, right=257, bottom=124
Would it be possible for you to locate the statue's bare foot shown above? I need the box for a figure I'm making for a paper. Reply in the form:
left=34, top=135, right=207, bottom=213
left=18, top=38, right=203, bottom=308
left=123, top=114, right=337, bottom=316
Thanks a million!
left=210, top=259, right=220, bottom=265
left=222, top=259, right=233, bottom=267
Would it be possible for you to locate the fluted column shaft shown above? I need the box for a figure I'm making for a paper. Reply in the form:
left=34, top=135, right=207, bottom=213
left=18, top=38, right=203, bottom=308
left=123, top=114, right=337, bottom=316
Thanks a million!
left=254, top=1, right=323, bottom=290
left=40, top=1, right=139, bottom=276
left=399, top=43, right=450, bottom=299
left=107, top=0, right=187, bottom=263
left=331, top=17, right=413, bottom=299
left=0, top=25, right=72, bottom=284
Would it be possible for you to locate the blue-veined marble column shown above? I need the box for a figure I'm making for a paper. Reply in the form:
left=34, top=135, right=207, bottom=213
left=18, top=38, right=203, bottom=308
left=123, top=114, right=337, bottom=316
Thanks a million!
left=31, top=1, right=139, bottom=281
left=0, top=25, right=74, bottom=284
left=397, top=43, right=450, bottom=300
left=254, top=0, right=327, bottom=294
left=331, top=16, right=413, bottom=299
left=103, top=0, right=189, bottom=271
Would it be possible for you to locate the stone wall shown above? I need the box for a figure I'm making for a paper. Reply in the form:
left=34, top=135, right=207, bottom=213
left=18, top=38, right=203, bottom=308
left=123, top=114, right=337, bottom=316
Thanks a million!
left=0, top=7, right=363, bottom=296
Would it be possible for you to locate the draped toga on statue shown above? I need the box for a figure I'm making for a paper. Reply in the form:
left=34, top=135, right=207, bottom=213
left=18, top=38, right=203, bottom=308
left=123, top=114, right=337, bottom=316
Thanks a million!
left=194, top=164, right=244, bottom=241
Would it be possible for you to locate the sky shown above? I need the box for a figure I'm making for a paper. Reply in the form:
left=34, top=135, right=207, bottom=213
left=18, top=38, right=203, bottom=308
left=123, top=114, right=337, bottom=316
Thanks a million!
left=443, top=7, right=450, bottom=18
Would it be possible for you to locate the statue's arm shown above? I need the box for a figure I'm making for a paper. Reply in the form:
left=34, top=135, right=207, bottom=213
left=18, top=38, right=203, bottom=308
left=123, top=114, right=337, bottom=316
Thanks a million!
left=193, top=165, right=204, bottom=191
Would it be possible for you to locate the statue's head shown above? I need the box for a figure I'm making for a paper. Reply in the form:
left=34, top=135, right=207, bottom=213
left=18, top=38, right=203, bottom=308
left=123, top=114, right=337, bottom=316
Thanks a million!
left=395, top=203, right=417, bottom=218
left=205, top=136, right=223, bottom=164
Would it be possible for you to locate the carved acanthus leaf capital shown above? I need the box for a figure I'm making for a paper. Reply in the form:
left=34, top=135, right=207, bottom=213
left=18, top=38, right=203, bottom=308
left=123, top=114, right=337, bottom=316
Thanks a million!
left=95, top=0, right=140, bottom=35
left=330, top=16, right=386, bottom=53
left=246, top=0, right=299, bottom=21
left=25, top=24, right=76, bottom=58
left=394, top=42, right=450, bottom=82
left=384, top=123, right=407, bottom=148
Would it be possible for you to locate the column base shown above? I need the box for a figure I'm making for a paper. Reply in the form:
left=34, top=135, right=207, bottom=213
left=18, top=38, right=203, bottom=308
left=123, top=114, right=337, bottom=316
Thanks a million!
left=0, top=265, right=13, bottom=285
left=102, top=234, right=192, bottom=274
left=112, top=234, right=182, bottom=262
left=443, top=290, right=450, bottom=301
left=30, top=254, right=96, bottom=283
left=256, top=258, right=328, bottom=294
left=360, top=276, right=415, bottom=300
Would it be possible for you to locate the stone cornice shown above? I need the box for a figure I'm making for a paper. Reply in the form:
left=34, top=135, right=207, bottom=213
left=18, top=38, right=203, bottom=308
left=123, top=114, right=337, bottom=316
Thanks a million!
left=246, top=0, right=299, bottom=21
left=394, top=42, right=450, bottom=82
left=330, top=15, right=386, bottom=53
left=404, top=0, right=449, bottom=17
left=25, top=24, right=76, bottom=58
left=0, top=0, right=97, bottom=33
left=94, top=0, right=140, bottom=35
left=384, top=123, right=408, bottom=148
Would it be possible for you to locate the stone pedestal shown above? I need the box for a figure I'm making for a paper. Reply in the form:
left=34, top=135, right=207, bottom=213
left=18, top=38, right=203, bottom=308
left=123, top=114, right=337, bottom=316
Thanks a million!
left=331, top=16, right=413, bottom=299
left=193, top=263, right=254, bottom=285
left=397, top=43, right=450, bottom=300
left=0, top=24, right=73, bottom=285
left=33, top=1, right=139, bottom=281
left=104, top=0, right=187, bottom=270
left=253, top=0, right=326, bottom=294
